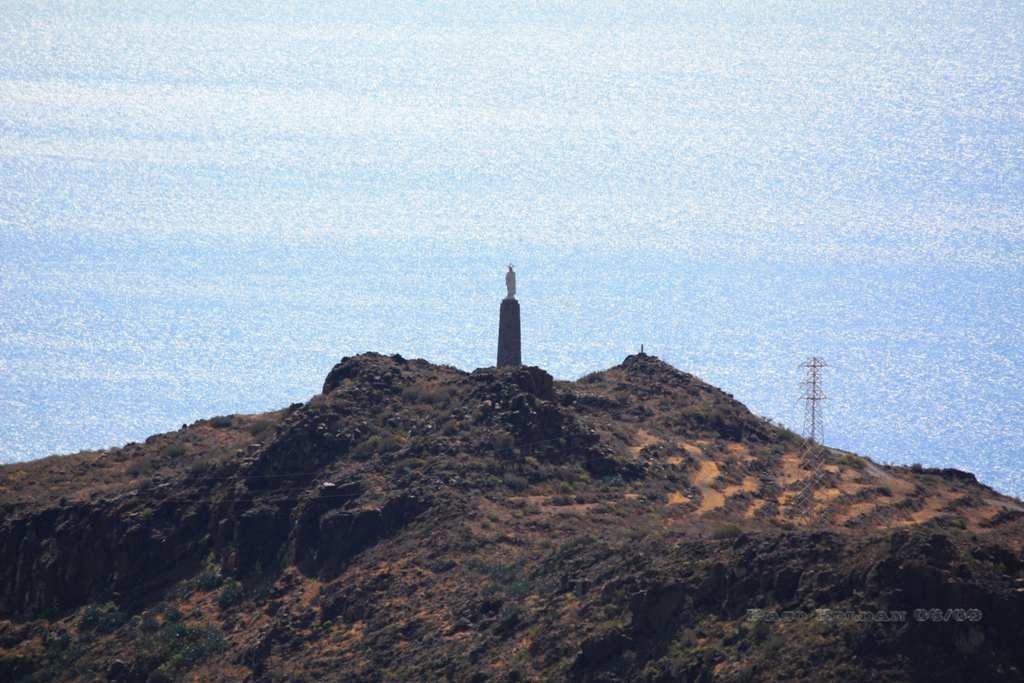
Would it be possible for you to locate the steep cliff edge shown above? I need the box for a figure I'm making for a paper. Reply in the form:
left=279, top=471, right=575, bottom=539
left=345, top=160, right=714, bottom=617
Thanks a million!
left=1, top=353, right=1022, bottom=681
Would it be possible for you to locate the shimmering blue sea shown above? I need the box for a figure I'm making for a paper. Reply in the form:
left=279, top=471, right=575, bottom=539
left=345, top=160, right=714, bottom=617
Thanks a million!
left=1, top=3, right=1022, bottom=496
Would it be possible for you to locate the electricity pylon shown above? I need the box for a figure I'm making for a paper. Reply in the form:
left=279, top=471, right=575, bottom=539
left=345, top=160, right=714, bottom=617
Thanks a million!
left=789, top=357, right=829, bottom=520
left=799, top=357, right=828, bottom=444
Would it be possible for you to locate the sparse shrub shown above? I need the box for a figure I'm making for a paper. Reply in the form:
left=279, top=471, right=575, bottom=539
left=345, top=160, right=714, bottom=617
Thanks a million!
left=401, top=384, right=455, bottom=405
left=42, top=628, right=71, bottom=655
left=733, top=665, right=758, bottom=682
left=162, top=444, right=187, bottom=459
left=777, top=427, right=800, bottom=443
left=503, top=473, right=528, bottom=492
left=601, top=474, right=626, bottom=488
left=38, top=628, right=89, bottom=676
left=188, top=457, right=219, bottom=475
left=838, top=452, right=866, bottom=470
left=671, top=627, right=699, bottom=652
left=428, top=558, right=456, bottom=573
left=195, top=556, right=224, bottom=591
left=495, top=602, right=523, bottom=636
left=128, top=459, right=157, bottom=478
left=140, top=609, right=161, bottom=633
left=751, top=619, right=771, bottom=643
left=401, top=385, right=426, bottom=403
left=467, top=559, right=530, bottom=597
left=351, top=433, right=403, bottom=459
left=490, top=432, right=515, bottom=454
left=78, top=602, right=126, bottom=634
left=217, top=580, right=244, bottom=609
left=246, top=419, right=272, bottom=436
left=209, top=415, right=233, bottom=429
left=138, top=622, right=226, bottom=677
left=910, top=463, right=925, bottom=473
left=396, top=457, right=428, bottom=477
left=712, top=524, right=743, bottom=540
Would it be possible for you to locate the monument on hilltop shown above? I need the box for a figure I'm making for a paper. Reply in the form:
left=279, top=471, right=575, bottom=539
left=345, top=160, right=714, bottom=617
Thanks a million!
left=497, top=265, right=521, bottom=367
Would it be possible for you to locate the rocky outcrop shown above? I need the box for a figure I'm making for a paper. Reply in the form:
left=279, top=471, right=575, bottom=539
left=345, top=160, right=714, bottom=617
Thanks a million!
left=294, top=491, right=426, bottom=579
left=471, top=364, right=555, bottom=402
left=321, top=352, right=413, bottom=395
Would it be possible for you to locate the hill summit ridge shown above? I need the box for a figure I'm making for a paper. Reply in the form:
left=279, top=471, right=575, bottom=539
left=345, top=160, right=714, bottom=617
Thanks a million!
left=1, top=353, right=1022, bottom=681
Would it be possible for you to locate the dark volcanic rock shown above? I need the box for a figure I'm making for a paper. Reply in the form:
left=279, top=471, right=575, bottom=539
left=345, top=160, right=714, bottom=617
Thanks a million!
left=1, top=352, right=1022, bottom=682
left=470, top=364, right=555, bottom=402
left=0, top=499, right=210, bottom=616
left=298, top=494, right=426, bottom=578
left=322, top=352, right=409, bottom=395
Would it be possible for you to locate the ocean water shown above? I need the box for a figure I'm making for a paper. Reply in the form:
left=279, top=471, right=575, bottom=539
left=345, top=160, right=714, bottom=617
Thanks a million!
left=1, top=3, right=1022, bottom=497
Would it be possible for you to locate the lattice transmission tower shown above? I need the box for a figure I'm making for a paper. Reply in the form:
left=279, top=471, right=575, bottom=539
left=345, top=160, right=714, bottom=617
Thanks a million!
left=789, top=357, right=829, bottom=521
left=799, top=357, right=828, bottom=444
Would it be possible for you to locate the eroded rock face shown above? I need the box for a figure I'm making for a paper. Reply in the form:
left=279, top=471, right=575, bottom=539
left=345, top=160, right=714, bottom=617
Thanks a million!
left=0, top=485, right=428, bottom=619
left=0, top=500, right=211, bottom=616
left=227, top=503, right=293, bottom=574
left=310, top=495, right=425, bottom=578
left=292, top=487, right=426, bottom=579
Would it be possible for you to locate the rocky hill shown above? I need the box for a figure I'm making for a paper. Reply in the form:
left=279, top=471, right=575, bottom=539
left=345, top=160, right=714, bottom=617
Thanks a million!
left=1, top=353, right=1022, bottom=682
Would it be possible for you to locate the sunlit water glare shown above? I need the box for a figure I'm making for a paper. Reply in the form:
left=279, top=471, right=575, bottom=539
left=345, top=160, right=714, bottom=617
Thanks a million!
left=2, top=3, right=1022, bottom=496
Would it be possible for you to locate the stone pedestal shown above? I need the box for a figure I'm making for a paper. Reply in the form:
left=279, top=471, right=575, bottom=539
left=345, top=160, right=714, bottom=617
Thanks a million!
left=497, top=298, right=521, bottom=367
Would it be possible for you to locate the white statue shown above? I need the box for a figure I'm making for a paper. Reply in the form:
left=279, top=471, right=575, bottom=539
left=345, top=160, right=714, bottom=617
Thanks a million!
left=505, top=264, right=516, bottom=299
